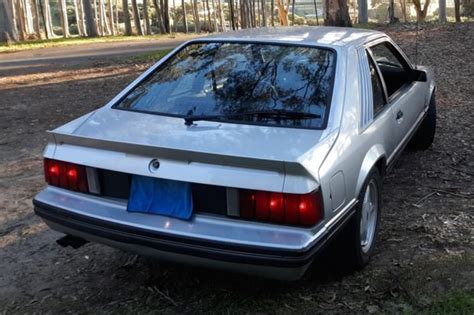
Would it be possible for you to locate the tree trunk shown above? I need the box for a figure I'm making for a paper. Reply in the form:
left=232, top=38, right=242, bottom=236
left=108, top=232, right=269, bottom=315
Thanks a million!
left=412, top=0, right=431, bottom=22
left=142, top=0, right=151, bottom=34
left=24, top=0, right=36, bottom=34
left=325, top=0, right=352, bottom=26
left=234, top=0, right=239, bottom=28
left=170, top=0, right=175, bottom=32
left=107, top=0, right=115, bottom=35
left=438, top=0, right=446, bottom=22
left=31, top=0, right=43, bottom=38
left=270, top=0, right=274, bottom=26
left=389, top=0, right=397, bottom=23
left=250, top=0, right=256, bottom=27
left=122, top=0, right=133, bottom=34
left=16, top=0, right=28, bottom=40
left=358, top=0, right=367, bottom=23
left=79, top=0, right=88, bottom=35
left=275, top=0, right=288, bottom=26
left=240, top=0, right=245, bottom=28
left=291, top=0, right=295, bottom=25
left=192, top=0, right=201, bottom=32
left=229, top=0, right=235, bottom=29
left=261, top=0, right=266, bottom=26
left=0, top=0, right=19, bottom=42
left=40, top=0, right=55, bottom=38
left=454, top=0, right=461, bottom=22
left=73, top=0, right=83, bottom=36
left=398, top=0, right=407, bottom=22
left=211, top=0, right=218, bottom=31
left=152, top=0, right=166, bottom=33
left=205, top=0, right=212, bottom=31
left=131, top=0, right=143, bottom=34
left=94, top=0, right=99, bottom=34
left=160, top=0, right=170, bottom=33
left=181, top=0, right=188, bottom=32
left=217, top=0, right=226, bottom=31
left=114, top=0, right=120, bottom=33
left=57, top=0, right=70, bottom=37
left=83, top=0, right=99, bottom=36
left=99, top=0, right=111, bottom=35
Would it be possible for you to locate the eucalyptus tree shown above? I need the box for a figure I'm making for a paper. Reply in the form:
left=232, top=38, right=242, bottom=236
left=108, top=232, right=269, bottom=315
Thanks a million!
left=122, top=0, right=133, bottom=35
left=0, top=0, right=19, bottom=42
left=143, top=0, right=152, bottom=34
left=58, top=0, right=70, bottom=37
left=83, top=0, right=99, bottom=36
left=325, top=0, right=351, bottom=26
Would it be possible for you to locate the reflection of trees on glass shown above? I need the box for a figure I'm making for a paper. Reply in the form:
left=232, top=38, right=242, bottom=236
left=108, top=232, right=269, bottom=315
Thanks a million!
left=118, top=43, right=336, bottom=129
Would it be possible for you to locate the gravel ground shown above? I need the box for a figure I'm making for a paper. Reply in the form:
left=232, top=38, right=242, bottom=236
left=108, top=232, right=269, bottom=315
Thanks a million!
left=0, top=24, right=473, bottom=314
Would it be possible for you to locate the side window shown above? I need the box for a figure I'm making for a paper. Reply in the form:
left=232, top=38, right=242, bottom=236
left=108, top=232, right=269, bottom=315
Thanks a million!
left=369, top=42, right=412, bottom=97
left=367, top=52, right=386, bottom=115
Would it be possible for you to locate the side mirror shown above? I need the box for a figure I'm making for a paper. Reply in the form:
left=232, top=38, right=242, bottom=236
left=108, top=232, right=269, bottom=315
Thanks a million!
left=411, top=69, right=427, bottom=82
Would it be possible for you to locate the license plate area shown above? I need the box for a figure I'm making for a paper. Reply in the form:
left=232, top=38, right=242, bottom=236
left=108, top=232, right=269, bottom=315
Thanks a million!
left=97, top=170, right=228, bottom=215
left=127, top=175, right=193, bottom=219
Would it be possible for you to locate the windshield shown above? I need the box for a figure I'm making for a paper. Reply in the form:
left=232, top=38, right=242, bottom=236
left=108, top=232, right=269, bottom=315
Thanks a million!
left=115, top=42, right=336, bottom=129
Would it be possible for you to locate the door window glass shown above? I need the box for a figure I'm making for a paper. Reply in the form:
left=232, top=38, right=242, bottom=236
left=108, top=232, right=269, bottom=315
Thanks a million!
left=370, top=42, right=412, bottom=97
left=367, top=52, right=386, bottom=115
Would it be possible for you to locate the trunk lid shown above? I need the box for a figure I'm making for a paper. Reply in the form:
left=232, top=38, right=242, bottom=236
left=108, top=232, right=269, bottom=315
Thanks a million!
left=49, top=108, right=335, bottom=193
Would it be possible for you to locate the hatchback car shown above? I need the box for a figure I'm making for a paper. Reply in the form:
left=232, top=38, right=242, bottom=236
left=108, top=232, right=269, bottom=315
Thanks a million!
left=33, top=27, right=436, bottom=280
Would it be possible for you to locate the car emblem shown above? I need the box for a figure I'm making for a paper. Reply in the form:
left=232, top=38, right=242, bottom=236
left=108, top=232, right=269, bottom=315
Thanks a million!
left=149, top=159, right=160, bottom=172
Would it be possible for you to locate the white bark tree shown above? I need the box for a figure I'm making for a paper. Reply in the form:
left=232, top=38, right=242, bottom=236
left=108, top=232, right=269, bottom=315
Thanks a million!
left=41, top=0, right=55, bottom=38
left=58, top=0, right=70, bottom=37
left=31, top=0, right=43, bottom=38
left=107, top=0, right=115, bottom=35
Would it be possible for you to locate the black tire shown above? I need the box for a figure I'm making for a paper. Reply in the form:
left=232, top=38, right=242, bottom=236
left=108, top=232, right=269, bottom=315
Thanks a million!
left=408, top=92, right=436, bottom=150
left=343, top=168, right=382, bottom=270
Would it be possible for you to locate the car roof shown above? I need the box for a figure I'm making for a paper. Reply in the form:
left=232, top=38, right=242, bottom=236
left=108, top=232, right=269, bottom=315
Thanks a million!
left=198, top=26, right=386, bottom=49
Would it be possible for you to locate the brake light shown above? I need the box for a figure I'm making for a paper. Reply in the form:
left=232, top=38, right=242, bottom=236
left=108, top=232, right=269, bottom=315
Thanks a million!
left=239, top=189, right=323, bottom=227
left=44, top=159, right=88, bottom=193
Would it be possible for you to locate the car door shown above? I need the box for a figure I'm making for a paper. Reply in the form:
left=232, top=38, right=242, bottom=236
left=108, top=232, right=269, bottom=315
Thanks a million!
left=367, top=40, right=426, bottom=162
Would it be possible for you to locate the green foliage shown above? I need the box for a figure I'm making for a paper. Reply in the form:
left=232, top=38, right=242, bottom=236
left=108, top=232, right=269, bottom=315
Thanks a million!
left=422, top=291, right=474, bottom=315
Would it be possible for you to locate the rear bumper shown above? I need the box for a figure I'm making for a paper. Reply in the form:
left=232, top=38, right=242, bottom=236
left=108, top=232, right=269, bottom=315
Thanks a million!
left=33, top=189, right=356, bottom=280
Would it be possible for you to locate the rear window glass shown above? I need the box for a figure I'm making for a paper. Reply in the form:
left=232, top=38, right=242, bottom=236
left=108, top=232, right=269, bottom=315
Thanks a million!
left=115, top=42, right=336, bottom=129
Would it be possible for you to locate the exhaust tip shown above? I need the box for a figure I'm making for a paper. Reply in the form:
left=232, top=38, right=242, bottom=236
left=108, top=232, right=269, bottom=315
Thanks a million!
left=56, top=235, right=89, bottom=249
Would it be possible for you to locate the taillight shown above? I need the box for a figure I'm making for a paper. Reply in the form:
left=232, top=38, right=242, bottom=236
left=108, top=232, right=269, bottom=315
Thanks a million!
left=239, top=189, right=323, bottom=227
left=44, top=158, right=89, bottom=193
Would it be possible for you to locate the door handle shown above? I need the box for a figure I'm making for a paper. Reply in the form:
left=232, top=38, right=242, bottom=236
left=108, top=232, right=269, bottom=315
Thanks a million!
left=396, top=110, right=404, bottom=120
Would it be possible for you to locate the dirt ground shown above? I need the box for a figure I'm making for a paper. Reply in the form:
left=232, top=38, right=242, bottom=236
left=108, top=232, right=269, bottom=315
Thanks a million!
left=0, top=24, right=473, bottom=314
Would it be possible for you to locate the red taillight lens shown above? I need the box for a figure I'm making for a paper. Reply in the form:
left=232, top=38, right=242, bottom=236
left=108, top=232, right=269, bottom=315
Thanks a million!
left=239, top=189, right=323, bottom=227
left=44, top=159, right=89, bottom=193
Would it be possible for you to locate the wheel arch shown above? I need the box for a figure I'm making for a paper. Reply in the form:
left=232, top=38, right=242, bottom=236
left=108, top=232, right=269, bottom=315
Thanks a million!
left=355, top=144, right=387, bottom=197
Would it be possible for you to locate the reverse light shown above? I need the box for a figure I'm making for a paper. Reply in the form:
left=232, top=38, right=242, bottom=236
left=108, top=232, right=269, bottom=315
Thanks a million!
left=44, top=158, right=88, bottom=193
left=239, top=189, right=323, bottom=227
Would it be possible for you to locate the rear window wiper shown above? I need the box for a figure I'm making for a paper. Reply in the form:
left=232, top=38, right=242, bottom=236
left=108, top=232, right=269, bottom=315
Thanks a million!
left=184, top=109, right=321, bottom=126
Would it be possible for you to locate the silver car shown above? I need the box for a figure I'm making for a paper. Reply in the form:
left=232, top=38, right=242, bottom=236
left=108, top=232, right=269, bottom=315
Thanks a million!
left=33, top=27, right=436, bottom=280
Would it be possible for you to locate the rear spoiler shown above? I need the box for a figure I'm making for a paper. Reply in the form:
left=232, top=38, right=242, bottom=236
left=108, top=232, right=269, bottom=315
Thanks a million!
left=46, top=131, right=319, bottom=194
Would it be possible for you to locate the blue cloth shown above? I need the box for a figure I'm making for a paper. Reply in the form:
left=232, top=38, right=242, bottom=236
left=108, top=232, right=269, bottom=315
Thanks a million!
left=127, top=175, right=193, bottom=220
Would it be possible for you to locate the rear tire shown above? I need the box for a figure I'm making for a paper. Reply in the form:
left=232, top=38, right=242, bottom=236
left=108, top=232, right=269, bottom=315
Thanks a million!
left=408, top=92, right=436, bottom=150
left=344, top=168, right=382, bottom=270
